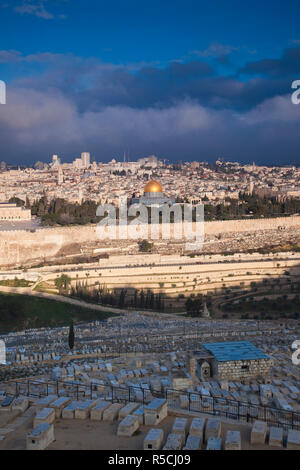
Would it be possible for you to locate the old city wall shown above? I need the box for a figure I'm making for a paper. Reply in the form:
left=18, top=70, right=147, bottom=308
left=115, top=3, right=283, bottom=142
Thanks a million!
left=0, top=216, right=299, bottom=267
left=0, top=225, right=98, bottom=267
left=204, top=215, right=300, bottom=235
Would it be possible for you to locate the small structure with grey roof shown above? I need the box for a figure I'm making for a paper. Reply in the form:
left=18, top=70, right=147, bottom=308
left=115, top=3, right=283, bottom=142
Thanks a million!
left=187, top=341, right=273, bottom=381
left=202, top=341, right=273, bottom=381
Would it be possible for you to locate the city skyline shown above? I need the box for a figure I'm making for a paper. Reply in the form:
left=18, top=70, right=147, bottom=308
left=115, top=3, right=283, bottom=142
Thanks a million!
left=0, top=1, right=300, bottom=165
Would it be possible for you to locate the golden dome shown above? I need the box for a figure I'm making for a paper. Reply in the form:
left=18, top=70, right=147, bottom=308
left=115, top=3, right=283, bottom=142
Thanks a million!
left=144, top=180, right=163, bottom=193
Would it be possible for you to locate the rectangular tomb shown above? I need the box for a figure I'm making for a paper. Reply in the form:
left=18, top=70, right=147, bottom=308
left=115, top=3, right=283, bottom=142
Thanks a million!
left=205, top=418, right=221, bottom=443
left=183, top=435, right=202, bottom=450
left=133, top=406, right=144, bottom=425
left=119, top=402, right=140, bottom=420
left=189, top=417, right=205, bottom=444
left=62, top=401, right=79, bottom=419
left=26, top=423, right=54, bottom=451
left=35, top=395, right=58, bottom=412
left=225, top=430, right=241, bottom=450
left=163, top=433, right=184, bottom=450
left=117, top=415, right=139, bottom=437
left=287, top=429, right=300, bottom=450
left=144, top=428, right=164, bottom=450
left=90, top=401, right=111, bottom=421
left=74, top=400, right=97, bottom=420
left=251, top=421, right=268, bottom=445
left=12, top=396, right=29, bottom=413
left=144, top=399, right=167, bottom=426
left=103, top=403, right=123, bottom=422
left=269, top=427, right=283, bottom=448
left=34, top=408, right=56, bottom=427
left=49, top=397, right=72, bottom=419
left=206, top=437, right=222, bottom=450
left=172, top=418, right=189, bottom=439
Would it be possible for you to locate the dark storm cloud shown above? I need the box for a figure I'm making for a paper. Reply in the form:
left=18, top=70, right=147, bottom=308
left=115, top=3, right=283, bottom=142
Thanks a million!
left=241, top=47, right=300, bottom=77
left=1, top=49, right=300, bottom=165
left=4, top=51, right=293, bottom=111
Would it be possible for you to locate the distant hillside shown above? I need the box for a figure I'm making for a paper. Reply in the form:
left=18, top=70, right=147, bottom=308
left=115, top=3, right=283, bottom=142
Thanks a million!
left=0, top=293, right=115, bottom=333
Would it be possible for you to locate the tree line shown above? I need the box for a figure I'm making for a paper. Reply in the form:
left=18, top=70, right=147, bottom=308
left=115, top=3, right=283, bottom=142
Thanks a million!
left=70, top=281, right=166, bottom=311
left=203, top=192, right=300, bottom=221
left=10, top=191, right=300, bottom=227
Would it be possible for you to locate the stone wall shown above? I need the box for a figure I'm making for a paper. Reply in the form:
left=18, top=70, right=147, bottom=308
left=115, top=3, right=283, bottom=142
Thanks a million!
left=0, top=205, right=31, bottom=220
left=0, top=215, right=299, bottom=267
left=217, top=358, right=273, bottom=381
left=205, top=216, right=300, bottom=235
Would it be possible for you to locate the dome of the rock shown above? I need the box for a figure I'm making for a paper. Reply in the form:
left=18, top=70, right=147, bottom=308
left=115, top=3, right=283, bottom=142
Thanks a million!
left=144, top=180, right=163, bottom=194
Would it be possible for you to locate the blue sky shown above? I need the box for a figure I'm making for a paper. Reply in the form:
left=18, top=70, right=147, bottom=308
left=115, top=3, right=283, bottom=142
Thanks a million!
left=0, top=0, right=300, bottom=165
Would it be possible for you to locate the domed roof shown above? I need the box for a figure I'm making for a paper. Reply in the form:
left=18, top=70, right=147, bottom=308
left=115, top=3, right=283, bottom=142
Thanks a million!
left=144, top=180, right=163, bottom=193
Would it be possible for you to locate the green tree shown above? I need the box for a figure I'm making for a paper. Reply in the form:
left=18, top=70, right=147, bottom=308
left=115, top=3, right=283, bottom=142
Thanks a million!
left=140, top=290, right=145, bottom=308
left=118, top=289, right=127, bottom=308
left=138, top=240, right=152, bottom=253
left=55, top=274, right=72, bottom=293
left=185, top=295, right=203, bottom=317
left=8, top=197, right=25, bottom=207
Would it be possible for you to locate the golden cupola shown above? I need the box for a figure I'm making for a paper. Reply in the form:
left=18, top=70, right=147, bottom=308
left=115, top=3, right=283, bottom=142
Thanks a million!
left=144, top=180, right=163, bottom=194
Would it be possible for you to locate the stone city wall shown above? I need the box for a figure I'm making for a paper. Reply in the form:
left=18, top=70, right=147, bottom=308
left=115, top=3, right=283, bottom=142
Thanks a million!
left=0, top=215, right=299, bottom=267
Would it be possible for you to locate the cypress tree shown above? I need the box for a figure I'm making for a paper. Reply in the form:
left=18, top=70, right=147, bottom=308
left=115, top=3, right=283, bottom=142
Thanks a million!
left=68, top=321, right=75, bottom=351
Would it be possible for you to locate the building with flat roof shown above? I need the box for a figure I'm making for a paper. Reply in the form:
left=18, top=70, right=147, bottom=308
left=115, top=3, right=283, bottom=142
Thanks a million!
left=0, top=203, right=31, bottom=221
left=187, top=341, right=273, bottom=382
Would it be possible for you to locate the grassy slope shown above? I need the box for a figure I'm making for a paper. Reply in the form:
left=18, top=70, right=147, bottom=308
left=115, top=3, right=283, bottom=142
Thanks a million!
left=0, top=292, right=115, bottom=333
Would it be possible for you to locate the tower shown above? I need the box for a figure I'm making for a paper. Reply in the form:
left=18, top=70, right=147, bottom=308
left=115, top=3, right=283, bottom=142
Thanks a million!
left=52, top=154, right=59, bottom=168
left=58, top=165, right=64, bottom=185
left=81, top=152, right=91, bottom=169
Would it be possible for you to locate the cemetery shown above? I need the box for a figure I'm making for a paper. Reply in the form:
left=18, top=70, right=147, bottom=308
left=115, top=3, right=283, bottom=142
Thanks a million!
left=0, top=311, right=299, bottom=450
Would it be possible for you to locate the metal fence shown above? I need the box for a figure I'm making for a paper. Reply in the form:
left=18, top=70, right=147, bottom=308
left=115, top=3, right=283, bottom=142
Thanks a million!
left=165, top=389, right=300, bottom=430
left=6, top=378, right=300, bottom=431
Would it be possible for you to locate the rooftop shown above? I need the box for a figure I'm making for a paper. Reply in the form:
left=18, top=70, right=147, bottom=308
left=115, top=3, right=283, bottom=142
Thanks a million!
left=202, top=341, right=269, bottom=362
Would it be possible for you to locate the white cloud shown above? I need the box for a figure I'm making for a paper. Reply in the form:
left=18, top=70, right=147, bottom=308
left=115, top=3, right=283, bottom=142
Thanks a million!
left=11, top=0, right=67, bottom=20
left=241, top=95, right=300, bottom=124
left=190, top=43, right=240, bottom=58
left=1, top=83, right=299, bottom=165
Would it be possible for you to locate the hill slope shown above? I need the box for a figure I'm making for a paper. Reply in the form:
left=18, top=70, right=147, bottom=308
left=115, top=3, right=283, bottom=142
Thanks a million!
left=0, top=292, right=115, bottom=333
